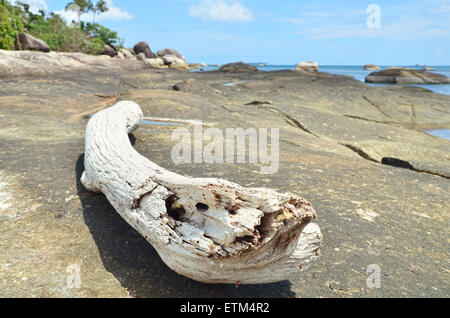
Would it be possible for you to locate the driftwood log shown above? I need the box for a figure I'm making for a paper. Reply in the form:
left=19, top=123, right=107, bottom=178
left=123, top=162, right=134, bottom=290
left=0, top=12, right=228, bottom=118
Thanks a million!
left=81, top=101, right=322, bottom=284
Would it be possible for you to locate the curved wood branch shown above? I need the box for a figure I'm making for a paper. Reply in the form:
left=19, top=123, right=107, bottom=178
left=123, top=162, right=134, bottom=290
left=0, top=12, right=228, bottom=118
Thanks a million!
left=81, top=101, right=322, bottom=284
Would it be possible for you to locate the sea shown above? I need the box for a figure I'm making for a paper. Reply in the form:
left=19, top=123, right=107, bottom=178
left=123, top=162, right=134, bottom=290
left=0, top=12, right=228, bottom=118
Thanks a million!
left=195, top=64, right=450, bottom=140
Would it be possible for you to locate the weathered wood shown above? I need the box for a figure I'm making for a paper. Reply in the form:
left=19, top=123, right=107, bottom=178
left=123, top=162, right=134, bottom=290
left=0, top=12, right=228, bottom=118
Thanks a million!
left=81, top=101, right=322, bottom=284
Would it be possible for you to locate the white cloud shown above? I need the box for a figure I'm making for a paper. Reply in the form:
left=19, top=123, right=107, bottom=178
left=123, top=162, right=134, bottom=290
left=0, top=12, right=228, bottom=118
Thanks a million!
left=294, top=15, right=449, bottom=41
left=97, top=0, right=134, bottom=21
left=56, top=0, right=134, bottom=23
left=430, top=3, right=450, bottom=14
left=9, top=0, right=49, bottom=14
left=189, top=0, right=254, bottom=22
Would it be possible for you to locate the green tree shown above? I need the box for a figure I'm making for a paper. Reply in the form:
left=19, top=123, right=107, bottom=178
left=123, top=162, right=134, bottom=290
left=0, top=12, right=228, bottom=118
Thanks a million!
left=65, top=0, right=93, bottom=27
left=92, top=0, right=108, bottom=24
left=85, top=22, right=121, bottom=46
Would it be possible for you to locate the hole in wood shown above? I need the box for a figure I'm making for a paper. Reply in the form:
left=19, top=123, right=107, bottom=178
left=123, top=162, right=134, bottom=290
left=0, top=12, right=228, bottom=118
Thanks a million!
left=165, top=195, right=186, bottom=221
left=196, top=203, right=209, bottom=212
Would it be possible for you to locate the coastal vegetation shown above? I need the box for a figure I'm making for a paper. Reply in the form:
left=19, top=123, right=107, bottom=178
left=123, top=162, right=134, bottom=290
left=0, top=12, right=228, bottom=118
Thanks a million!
left=0, top=0, right=122, bottom=54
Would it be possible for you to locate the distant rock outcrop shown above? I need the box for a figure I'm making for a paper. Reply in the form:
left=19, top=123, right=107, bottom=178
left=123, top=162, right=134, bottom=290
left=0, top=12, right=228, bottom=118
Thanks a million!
left=133, top=41, right=156, bottom=58
left=296, top=61, right=319, bottom=72
left=188, top=63, right=201, bottom=69
left=14, top=33, right=50, bottom=53
left=162, top=55, right=189, bottom=71
left=147, top=57, right=166, bottom=68
left=365, top=68, right=450, bottom=84
left=364, top=64, right=381, bottom=71
left=219, top=62, right=258, bottom=73
left=157, top=48, right=185, bottom=61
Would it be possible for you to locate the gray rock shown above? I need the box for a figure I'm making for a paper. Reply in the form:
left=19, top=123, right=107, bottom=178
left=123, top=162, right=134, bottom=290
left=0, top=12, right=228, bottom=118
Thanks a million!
left=0, top=49, right=145, bottom=77
left=115, top=52, right=125, bottom=60
left=0, top=60, right=449, bottom=297
left=365, top=68, right=450, bottom=84
left=147, top=58, right=165, bottom=68
left=133, top=41, right=156, bottom=58
left=136, top=52, right=147, bottom=62
left=157, top=48, right=185, bottom=61
left=163, top=55, right=189, bottom=71
left=103, top=44, right=117, bottom=57
left=219, top=62, right=258, bottom=73
left=364, top=64, right=381, bottom=71
left=120, top=48, right=135, bottom=60
left=14, top=33, right=50, bottom=53
left=296, top=61, right=319, bottom=72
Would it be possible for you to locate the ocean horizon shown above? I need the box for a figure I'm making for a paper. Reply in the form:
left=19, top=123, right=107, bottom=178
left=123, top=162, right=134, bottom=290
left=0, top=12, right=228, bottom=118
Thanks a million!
left=195, top=65, right=450, bottom=96
left=194, top=64, right=450, bottom=141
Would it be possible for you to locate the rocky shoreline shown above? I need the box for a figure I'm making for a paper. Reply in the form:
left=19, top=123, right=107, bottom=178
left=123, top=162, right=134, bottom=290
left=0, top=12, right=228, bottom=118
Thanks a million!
left=0, top=51, right=449, bottom=297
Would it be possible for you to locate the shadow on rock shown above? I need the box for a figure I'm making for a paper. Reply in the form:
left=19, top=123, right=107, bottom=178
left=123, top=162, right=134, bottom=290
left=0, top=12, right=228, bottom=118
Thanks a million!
left=76, top=153, right=295, bottom=298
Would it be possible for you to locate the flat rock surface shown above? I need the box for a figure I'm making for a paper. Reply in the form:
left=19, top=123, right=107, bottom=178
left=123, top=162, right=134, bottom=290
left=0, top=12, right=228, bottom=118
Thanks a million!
left=0, top=61, right=449, bottom=297
left=365, top=68, right=450, bottom=84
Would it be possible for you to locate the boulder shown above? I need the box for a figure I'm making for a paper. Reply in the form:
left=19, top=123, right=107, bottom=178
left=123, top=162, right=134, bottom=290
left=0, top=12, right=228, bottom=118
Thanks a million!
left=147, top=58, right=165, bottom=68
left=200, top=62, right=207, bottom=67
left=365, top=68, right=450, bottom=84
left=133, top=41, right=156, bottom=58
left=120, top=48, right=135, bottom=60
left=0, top=49, right=150, bottom=77
left=364, top=64, right=381, bottom=71
left=157, top=48, right=185, bottom=61
left=14, top=33, right=50, bottom=53
left=115, top=51, right=125, bottom=59
left=102, top=44, right=117, bottom=57
left=136, top=53, right=147, bottom=62
left=296, top=61, right=319, bottom=72
left=422, top=67, right=435, bottom=71
left=219, top=62, right=258, bottom=73
left=136, top=54, right=166, bottom=69
left=162, top=55, right=189, bottom=71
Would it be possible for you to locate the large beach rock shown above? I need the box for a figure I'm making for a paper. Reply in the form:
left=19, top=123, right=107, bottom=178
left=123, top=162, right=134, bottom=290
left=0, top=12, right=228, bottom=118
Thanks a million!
left=364, top=64, right=381, bottom=71
left=156, top=48, right=185, bottom=61
left=103, top=44, right=117, bottom=57
left=0, top=61, right=449, bottom=297
left=133, top=41, right=156, bottom=59
left=162, top=55, right=189, bottom=71
left=0, top=49, right=145, bottom=77
left=365, top=68, right=450, bottom=84
left=120, top=48, right=135, bottom=60
left=219, top=62, right=258, bottom=73
left=14, top=33, right=50, bottom=53
left=136, top=52, right=146, bottom=62
left=115, top=51, right=125, bottom=60
left=296, top=61, right=319, bottom=72
left=147, top=57, right=165, bottom=68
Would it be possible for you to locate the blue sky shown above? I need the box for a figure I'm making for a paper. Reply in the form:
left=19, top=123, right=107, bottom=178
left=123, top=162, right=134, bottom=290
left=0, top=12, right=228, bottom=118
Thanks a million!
left=13, top=0, right=450, bottom=65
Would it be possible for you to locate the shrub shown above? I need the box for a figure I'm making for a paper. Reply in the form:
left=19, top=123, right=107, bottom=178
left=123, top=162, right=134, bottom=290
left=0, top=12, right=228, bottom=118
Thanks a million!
left=1, top=0, right=123, bottom=55
left=0, top=0, right=24, bottom=50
